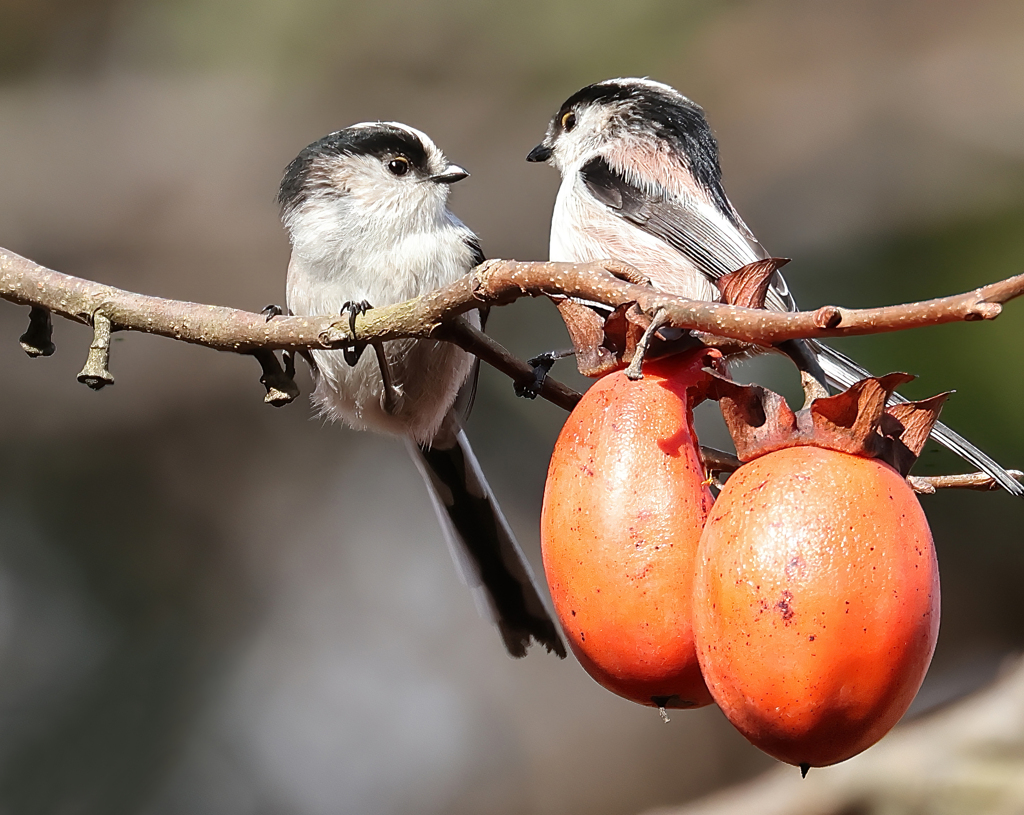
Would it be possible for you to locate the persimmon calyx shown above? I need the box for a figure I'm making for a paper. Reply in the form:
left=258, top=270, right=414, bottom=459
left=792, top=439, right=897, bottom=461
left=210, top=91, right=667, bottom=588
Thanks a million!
left=705, top=370, right=949, bottom=475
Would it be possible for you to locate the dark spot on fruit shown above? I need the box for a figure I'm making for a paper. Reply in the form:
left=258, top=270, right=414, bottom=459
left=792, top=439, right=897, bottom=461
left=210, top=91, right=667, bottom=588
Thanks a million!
left=571, top=610, right=576, bottom=617
left=580, top=631, right=586, bottom=641
left=776, top=590, right=795, bottom=622
left=808, top=635, right=816, bottom=642
left=785, top=556, right=807, bottom=580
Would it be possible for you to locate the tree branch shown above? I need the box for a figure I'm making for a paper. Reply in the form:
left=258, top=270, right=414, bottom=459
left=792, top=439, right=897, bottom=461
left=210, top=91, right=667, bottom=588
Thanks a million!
left=4, top=245, right=1021, bottom=485
left=5, top=250, right=1023, bottom=359
left=907, top=471, right=1024, bottom=494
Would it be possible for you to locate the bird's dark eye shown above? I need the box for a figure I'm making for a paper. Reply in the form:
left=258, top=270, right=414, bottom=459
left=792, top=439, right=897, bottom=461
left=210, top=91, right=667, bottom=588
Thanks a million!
left=561, top=111, right=577, bottom=132
left=387, top=157, right=410, bottom=176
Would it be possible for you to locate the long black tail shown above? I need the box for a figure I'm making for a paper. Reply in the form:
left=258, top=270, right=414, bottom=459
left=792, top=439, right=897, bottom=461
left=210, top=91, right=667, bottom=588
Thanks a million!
left=811, top=340, right=1023, bottom=497
left=407, top=430, right=567, bottom=658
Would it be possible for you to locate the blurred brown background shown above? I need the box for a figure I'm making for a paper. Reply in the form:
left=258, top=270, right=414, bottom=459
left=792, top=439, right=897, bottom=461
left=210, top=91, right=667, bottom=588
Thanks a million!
left=1, top=1, right=1023, bottom=813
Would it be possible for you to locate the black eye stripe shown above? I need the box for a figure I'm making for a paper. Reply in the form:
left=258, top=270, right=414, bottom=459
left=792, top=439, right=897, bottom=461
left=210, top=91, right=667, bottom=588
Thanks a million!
left=279, top=124, right=431, bottom=212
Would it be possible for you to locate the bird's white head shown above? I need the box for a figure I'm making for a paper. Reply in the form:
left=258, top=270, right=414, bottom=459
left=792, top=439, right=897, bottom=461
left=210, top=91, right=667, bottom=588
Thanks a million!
left=279, top=121, right=469, bottom=240
left=526, top=77, right=735, bottom=223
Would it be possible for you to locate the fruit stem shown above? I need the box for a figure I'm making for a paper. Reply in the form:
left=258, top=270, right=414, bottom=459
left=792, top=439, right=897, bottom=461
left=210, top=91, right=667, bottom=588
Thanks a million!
left=625, top=307, right=669, bottom=381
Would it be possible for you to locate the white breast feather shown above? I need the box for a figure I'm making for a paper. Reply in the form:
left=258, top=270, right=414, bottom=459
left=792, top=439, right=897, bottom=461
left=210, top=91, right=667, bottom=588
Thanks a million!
left=286, top=197, right=477, bottom=444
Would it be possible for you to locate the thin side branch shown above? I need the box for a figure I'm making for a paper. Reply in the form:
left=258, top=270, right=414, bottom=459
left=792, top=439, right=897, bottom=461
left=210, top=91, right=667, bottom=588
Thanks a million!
left=437, top=317, right=581, bottom=412
left=76, top=312, right=114, bottom=389
left=908, top=471, right=1024, bottom=494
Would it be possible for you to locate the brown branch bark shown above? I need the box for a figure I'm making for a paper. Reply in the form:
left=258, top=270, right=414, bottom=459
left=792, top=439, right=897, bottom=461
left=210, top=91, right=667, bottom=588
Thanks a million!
left=4, top=250, right=1023, bottom=357
left=907, top=470, right=1024, bottom=493
left=437, top=317, right=581, bottom=412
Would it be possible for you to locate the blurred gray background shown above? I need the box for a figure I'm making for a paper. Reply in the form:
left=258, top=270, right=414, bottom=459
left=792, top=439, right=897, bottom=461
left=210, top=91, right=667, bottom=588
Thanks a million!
left=1, top=1, right=1023, bottom=813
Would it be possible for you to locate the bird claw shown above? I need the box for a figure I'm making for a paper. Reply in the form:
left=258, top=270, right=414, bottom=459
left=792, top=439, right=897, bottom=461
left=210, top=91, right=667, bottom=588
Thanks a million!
left=261, top=304, right=290, bottom=322
left=515, top=350, right=574, bottom=399
left=381, top=382, right=405, bottom=415
left=340, top=300, right=373, bottom=366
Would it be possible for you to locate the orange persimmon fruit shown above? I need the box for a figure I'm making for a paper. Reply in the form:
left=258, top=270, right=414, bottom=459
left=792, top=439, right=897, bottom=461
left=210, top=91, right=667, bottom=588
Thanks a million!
left=693, top=445, right=939, bottom=768
left=540, top=348, right=718, bottom=708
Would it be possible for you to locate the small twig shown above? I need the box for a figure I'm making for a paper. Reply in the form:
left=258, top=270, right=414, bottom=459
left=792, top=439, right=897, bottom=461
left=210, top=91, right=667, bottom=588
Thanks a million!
left=19, top=306, right=55, bottom=357
left=625, top=307, right=670, bottom=381
left=76, top=312, right=114, bottom=390
left=908, top=470, right=1024, bottom=494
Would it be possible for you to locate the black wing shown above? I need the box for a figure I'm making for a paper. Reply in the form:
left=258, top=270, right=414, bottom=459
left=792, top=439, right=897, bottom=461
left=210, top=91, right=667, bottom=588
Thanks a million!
left=464, top=234, right=486, bottom=269
left=580, top=157, right=795, bottom=312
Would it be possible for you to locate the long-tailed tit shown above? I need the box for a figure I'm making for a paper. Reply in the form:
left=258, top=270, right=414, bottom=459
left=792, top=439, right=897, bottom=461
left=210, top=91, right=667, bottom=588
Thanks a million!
left=280, top=122, right=566, bottom=656
left=527, top=77, right=1022, bottom=496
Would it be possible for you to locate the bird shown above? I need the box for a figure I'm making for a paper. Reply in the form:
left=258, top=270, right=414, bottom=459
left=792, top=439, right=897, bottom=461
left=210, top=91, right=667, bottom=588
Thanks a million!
left=526, top=77, right=1022, bottom=496
left=279, top=121, right=566, bottom=656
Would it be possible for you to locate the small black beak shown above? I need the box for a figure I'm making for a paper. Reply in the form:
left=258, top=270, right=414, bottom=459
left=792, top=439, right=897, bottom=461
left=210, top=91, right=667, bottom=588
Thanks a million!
left=526, top=143, right=552, bottom=163
left=431, top=165, right=469, bottom=184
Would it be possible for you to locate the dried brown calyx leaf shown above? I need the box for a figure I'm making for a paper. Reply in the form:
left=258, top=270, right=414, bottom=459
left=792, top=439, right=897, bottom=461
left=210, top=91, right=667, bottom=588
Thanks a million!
left=707, top=371, right=950, bottom=475
left=715, top=258, right=791, bottom=309
left=553, top=299, right=618, bottom=377
left=554, top=299, right=704, bottom=378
